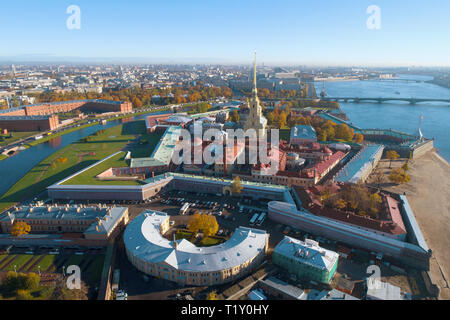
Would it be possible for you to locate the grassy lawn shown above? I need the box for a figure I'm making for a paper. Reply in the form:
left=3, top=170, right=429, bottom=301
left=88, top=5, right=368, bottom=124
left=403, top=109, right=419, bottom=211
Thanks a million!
left=86, top=255, right=105, bottom=284
left=199, top=236, right=225, bottom=246
left=29, top=255, right=57, bottom=273
left=0, top=120, right=158, bottom=212
left=61, top=151, right=142, bottom=186
left=175, top=230, right=226, bottom=247
left=0, top=255, right=13, bottom=269
left=2, top=255, right=34, bottom=272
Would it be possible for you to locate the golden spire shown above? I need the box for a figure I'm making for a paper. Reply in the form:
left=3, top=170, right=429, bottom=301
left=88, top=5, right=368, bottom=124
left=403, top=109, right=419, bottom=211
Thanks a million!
left=253, top=51, right=257, bottom=95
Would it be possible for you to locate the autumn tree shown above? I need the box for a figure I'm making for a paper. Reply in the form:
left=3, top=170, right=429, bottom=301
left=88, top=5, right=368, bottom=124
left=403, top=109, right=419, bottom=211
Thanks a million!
left=231, top=176, right=243, bottom=194
left=10, top=221, right=31, bottom=237
left=386, top=150, right=400, bottom=169
left=389, top=168, right=410, bottom=184
left=353, top=133, right=364, bottom=144
left=230, top=110, right=240, bottom=122
left=132, top=97, right=143, bottom=108
left=207, top=291, right=219, bottom=300
left=335, top=124, right=354, bottom=141
left=277, top=111, right=288, bottom=128
left=187, top=213, right=219, bottom=237
left=333, top=198, right=348, bottom=210
left=402, top=162, right=410, bottom=172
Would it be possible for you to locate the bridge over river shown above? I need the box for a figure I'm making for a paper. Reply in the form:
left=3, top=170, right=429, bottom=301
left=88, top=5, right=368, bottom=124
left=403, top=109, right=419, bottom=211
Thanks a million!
left=321, top=97, right=450, bottom=105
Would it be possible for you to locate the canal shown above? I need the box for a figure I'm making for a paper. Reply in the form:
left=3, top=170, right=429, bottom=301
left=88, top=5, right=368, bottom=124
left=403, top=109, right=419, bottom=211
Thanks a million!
left=0, top=111, right=170, bottom=197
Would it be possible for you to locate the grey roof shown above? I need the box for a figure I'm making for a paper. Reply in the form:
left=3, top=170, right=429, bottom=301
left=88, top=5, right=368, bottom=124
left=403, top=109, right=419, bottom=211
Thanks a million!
left=124, top=210, right=268, bottom=273
left=0, top=115, right=54, bottom=120
left=130, top=126, right=181, bottom=168
left=259, top=276, right=306, bottom=300
left=1, top=205, right=127, bottom=236
left=84, top=207, right=128, bottom=235
left=399, top=195, right=429, bottom=252
left=335, top=144, right=384, bottom=183
left=274, top=236, right=339, bottom=272
left=290, top=125, right=317, bottom=140
left=366, top=279, right=403, bottom=300
left=308, top=289, right=359, bottom=300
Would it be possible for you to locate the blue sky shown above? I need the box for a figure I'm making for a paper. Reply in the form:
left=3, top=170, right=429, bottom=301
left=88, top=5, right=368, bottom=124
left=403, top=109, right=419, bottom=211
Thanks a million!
left=0, top=0, right=449, bottom=66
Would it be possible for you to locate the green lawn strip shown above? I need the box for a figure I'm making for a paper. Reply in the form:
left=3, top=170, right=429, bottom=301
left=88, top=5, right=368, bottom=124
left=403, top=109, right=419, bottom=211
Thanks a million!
left=61, top=151, right=142, bottom=186
left=24, top=254, right=47, bottom=272
left=63, top=255, right=85, bottom=269
left=19, top=255, right=43, bottom=272
left=78, top=255, right=94, bottom=271
left=29, top=255, right=57, bottom=273
left=199, top=236, right=226, bottom=247
left=0, top=122, right=143, bottom=212
left=0, top=254, right=8, bottom=266
left=0, top=154, right=8, bottom=162
left=86, top=255, right=105, bottom=284
left=3, top=255, right=34, bottom=272
left=0, top=131, right=39, bottom=147
left=0, top=255, right=17, bottom=271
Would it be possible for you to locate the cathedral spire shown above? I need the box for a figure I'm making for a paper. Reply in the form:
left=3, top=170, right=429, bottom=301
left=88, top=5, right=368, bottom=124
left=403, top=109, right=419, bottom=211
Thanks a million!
left=253, top=51, right=257, bottom=96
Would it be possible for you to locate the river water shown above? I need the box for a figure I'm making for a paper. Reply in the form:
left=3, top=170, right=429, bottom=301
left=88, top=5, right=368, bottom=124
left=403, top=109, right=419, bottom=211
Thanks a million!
left=0, top=111, right=169, bottom=197
left=315, top=75, right=450, bottom=161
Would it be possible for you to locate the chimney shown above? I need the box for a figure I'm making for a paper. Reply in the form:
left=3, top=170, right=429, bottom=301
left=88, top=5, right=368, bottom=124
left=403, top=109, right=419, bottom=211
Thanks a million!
left=173, top=234, right=178, bottom=250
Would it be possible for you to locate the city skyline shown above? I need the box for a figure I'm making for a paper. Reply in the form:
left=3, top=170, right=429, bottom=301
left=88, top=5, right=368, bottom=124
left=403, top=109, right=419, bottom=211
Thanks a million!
left=0, top=0, right=449, bottom=66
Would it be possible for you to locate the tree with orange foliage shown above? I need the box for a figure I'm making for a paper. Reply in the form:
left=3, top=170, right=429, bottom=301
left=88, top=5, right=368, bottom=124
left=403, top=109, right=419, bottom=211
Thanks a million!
left=11, top=221, right=31, bottom=237
left=353, top=133, right=364, bottom=144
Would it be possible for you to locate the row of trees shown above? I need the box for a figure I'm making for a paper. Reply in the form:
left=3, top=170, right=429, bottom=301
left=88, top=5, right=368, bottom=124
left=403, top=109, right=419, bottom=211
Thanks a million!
left=241, top=87, right=309, bottom=100
left=29, top=83, right=232, bottom=109
left=266, top=109, right=364, bottom=143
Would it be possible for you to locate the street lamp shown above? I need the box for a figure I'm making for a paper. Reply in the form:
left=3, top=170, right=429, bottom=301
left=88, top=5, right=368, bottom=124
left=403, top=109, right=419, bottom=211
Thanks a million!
left=38, top=265, right=41, bottom=276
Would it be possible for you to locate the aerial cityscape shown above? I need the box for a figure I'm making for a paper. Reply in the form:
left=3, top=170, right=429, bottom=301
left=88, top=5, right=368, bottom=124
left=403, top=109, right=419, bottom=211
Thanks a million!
left=0, top=0, right=449, bottom=309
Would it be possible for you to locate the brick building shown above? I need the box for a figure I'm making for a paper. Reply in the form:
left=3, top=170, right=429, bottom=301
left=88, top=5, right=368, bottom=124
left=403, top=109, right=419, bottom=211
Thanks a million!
left=0, top=99, right=132, bottom=131
left=0, top=115, right=59, bottom=132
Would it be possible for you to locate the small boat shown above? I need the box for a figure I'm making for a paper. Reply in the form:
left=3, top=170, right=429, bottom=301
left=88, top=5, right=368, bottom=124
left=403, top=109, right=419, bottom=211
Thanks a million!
left=395, top=91, right=400, bottom=95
